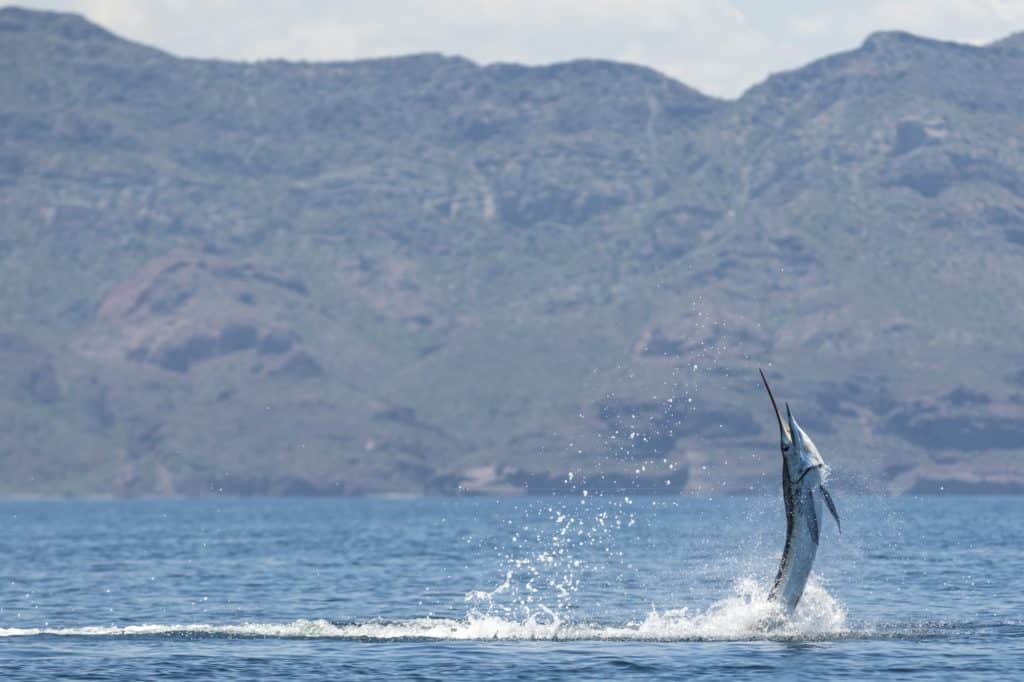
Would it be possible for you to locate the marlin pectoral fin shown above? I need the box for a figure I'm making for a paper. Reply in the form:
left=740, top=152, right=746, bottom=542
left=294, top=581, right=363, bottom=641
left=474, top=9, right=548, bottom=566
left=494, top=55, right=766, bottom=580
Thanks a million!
left=805, top=490, right=820, bottom=545
left=820, top=485, right=841, bottom=534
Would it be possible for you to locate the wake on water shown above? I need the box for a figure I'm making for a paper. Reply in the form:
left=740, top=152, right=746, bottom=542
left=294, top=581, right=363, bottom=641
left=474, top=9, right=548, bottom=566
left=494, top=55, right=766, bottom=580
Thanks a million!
left=0, top=578, right=847, bottom=642
left=1, top=496, right=854, bottom=642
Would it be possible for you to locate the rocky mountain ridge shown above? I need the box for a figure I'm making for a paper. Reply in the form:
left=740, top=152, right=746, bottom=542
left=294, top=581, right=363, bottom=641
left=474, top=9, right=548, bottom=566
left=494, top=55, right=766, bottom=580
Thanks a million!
left=2, top=7, right=1023, bottom=496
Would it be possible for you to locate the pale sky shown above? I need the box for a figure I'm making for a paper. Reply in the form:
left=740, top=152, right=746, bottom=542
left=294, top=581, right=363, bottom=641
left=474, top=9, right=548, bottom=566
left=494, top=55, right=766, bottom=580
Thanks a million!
left=8, top=0, right=1024, bottom=98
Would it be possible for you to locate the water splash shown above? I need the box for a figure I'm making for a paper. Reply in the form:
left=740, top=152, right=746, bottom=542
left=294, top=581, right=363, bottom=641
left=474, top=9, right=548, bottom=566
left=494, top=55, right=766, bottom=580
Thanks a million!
left=463, top=497, right=636, bottom=624
left=0, top=577, right=847, bottom=641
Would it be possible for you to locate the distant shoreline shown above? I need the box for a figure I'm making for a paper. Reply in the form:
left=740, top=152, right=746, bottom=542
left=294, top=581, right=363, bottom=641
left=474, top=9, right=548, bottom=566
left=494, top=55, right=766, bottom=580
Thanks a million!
left=2, top=488, right=1022, bottom=502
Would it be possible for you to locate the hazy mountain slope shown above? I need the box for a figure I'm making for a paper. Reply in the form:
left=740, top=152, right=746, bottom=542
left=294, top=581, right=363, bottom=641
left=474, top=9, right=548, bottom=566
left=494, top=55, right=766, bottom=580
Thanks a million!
left=1, top=7, right=1022, bottom=496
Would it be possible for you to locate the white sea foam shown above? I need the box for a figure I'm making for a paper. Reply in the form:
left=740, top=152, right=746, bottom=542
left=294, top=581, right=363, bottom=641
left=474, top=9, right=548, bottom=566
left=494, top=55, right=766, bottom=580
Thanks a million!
left=0, top=578, right=847, bottom=641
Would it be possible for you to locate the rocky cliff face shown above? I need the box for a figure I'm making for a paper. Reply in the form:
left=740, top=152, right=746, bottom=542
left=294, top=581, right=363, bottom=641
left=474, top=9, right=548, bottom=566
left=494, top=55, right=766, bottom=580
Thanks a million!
left=2, top=7, right=1023, bottom=496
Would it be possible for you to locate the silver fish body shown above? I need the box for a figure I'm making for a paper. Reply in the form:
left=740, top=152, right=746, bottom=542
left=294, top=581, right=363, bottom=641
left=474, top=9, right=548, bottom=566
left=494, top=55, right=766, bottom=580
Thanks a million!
left=759, top=370, right=840, bottom=614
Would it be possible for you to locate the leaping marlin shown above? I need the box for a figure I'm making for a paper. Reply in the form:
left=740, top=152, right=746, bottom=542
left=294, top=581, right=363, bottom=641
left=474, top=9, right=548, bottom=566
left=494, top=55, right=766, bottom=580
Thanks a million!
left=759, top=369, right=841, bottom=614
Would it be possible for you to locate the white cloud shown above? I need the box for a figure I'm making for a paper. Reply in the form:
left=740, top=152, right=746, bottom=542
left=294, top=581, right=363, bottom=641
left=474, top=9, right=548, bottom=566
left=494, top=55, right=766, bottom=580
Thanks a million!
left=79, top=0, right=148, bottom=34
left=790, top=14, right=830, bottom=36
left=870, top=0, right=1024, bottom=40
left=251, top=22, right=361, bottom=62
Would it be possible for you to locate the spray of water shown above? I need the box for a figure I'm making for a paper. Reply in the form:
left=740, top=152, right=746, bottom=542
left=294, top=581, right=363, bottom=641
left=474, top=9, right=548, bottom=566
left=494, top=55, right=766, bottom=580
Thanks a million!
left=0, top=578, right=845, bottom=640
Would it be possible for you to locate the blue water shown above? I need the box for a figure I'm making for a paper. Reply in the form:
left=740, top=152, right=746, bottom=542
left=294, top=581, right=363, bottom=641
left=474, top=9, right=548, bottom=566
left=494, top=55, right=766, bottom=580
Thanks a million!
left=0, top=495, right=1021, bottom=680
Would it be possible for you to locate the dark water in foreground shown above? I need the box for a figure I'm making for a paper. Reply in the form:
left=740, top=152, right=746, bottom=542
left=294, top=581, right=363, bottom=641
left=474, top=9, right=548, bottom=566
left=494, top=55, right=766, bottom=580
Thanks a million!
left=0, top=496, right=1021, bottom=680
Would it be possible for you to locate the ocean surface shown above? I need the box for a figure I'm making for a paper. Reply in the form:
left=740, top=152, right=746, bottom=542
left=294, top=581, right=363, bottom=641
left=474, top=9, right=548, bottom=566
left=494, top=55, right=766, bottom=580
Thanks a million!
left=0, top=495, right=1020, bottom=680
